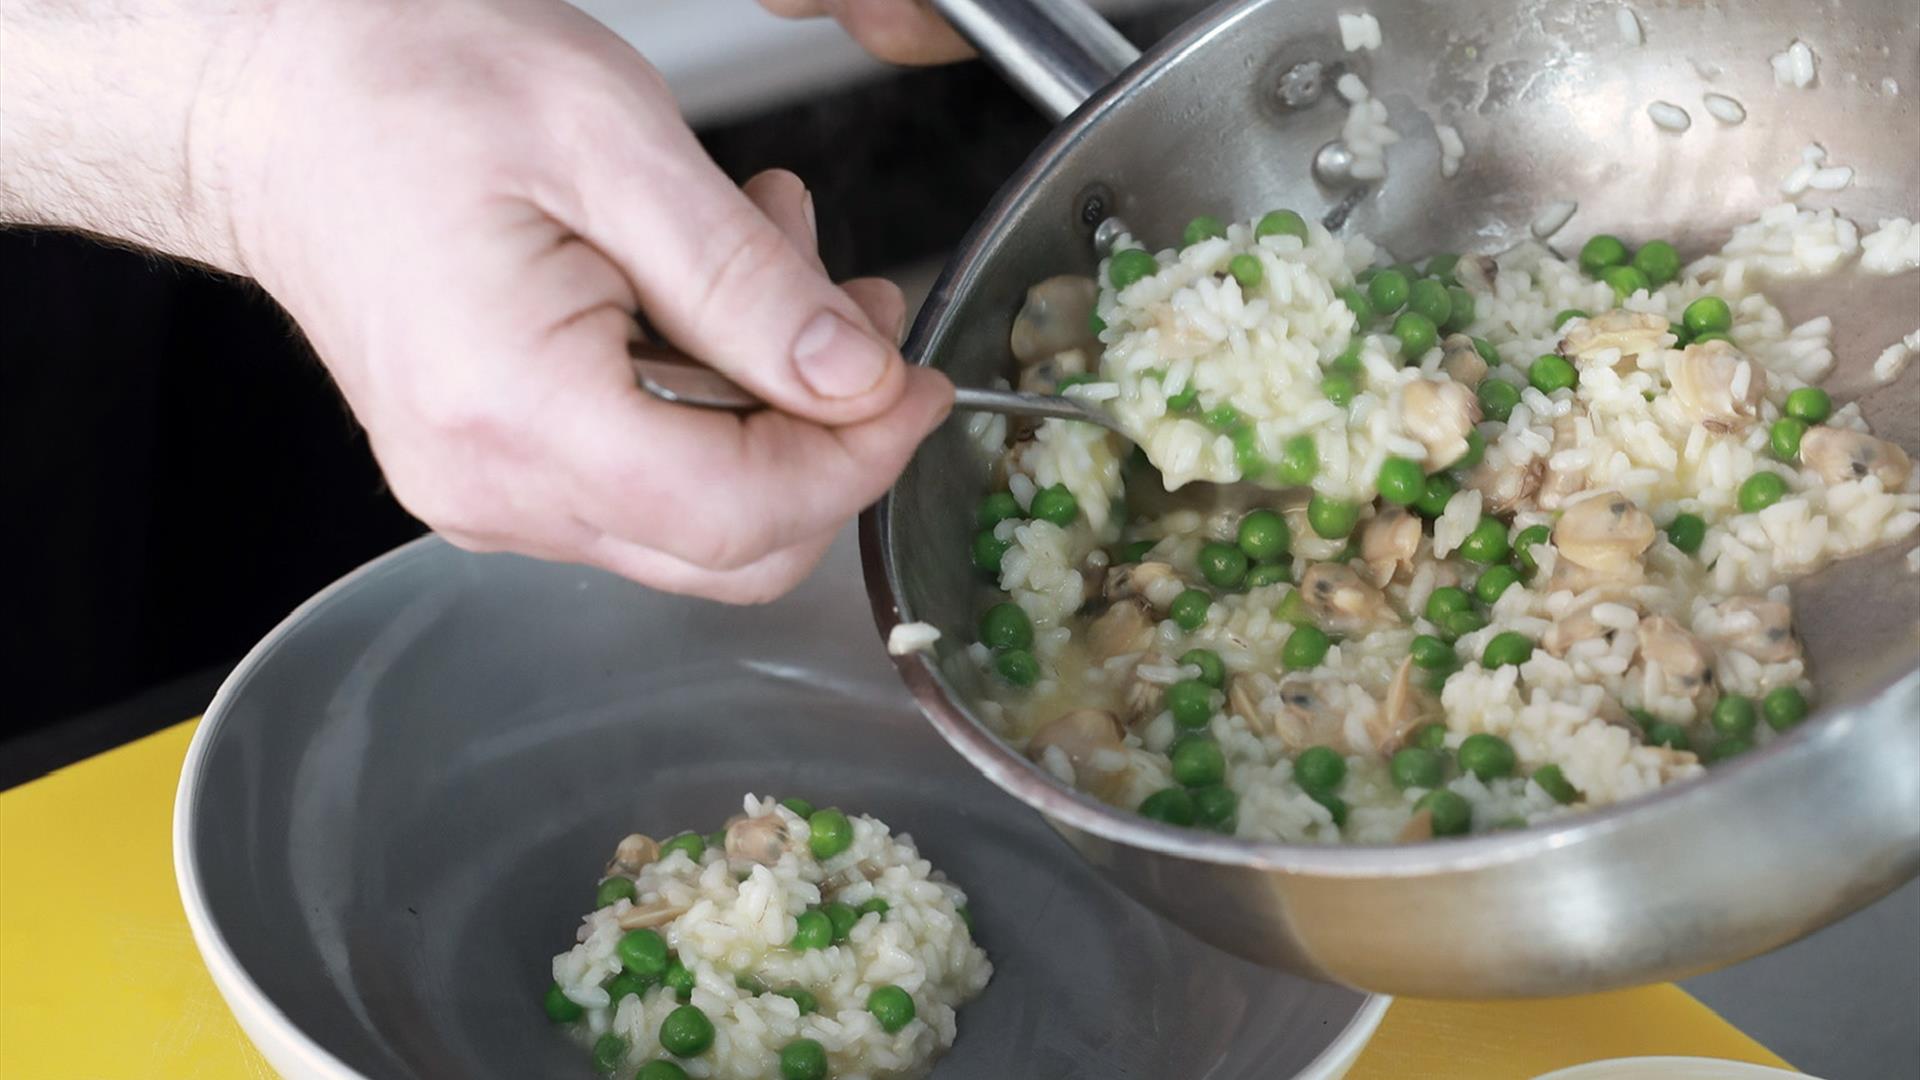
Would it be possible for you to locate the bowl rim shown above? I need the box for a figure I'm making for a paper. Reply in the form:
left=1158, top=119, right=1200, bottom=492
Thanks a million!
left=858, top=0, right=1920, bottom=878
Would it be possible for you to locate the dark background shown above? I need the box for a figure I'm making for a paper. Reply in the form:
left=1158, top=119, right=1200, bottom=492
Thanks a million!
left=0, top=57, right=1052, bottom=784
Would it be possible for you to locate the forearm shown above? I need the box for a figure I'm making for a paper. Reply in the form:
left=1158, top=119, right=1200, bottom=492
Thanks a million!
left=0, top=0, right=267, bottom=272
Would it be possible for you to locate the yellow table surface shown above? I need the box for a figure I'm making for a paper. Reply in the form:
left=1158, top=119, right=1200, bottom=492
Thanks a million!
left=0, top=721, right=1795, bottom=1079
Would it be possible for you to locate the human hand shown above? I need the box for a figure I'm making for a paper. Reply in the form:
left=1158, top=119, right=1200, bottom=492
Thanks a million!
left=755, top=0, right=973, bottom=64
left=214, top=0, right=953, bottom=602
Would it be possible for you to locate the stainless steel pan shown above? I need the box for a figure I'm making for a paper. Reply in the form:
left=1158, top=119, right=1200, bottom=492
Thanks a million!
left=868, top=0, right=1920, bottom=996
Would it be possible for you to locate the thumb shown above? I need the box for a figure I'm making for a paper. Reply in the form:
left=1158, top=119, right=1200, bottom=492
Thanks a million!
left=578, top=135, right=907, bottom=427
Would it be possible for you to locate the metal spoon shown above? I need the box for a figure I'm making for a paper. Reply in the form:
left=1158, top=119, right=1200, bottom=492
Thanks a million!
left=630, top=343, right=1126, bottom=436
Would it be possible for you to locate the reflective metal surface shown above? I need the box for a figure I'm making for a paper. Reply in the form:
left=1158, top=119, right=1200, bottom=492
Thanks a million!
left=867, top=0, right=1920, bottom=996
left=175, top=533, right=1384, bottom=1079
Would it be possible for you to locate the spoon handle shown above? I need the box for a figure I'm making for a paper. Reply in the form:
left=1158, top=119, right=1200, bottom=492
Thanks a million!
left=630, top=345, right=1116, bottom=432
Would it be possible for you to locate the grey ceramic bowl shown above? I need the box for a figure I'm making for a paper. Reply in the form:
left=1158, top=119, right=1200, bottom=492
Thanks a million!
left=174, top=531, right=1385, bottom=1079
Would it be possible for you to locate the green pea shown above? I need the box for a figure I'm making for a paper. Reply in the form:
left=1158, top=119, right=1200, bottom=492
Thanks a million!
left=607, top=970, right=652, bottom=1004
left=592, top=1033, right=628, bottom=1071
left=781, top=797, right=816, bottom=818
left=1444, top=287, right=1477, bottom=332
left=663, top=959, right=695, bottom=1001
left=1738, top=472, right=1788, bottom=513
left=1255, top=209, right=1310, bottom=242
left=1781, top=384, right=1827, bottom=422
left=1631, top=240, right=1680, bottom=286
left=1274, top=435, right=1320, bottom=485
left=1459, top=517, right=1511, bottom=564
left=1710, top=695, right=1758, bottom=737
left=775, top=1038, right=829, bottom=1080
left=1170, top=589, right=1212, bottom=630
left=1183, top=215, right=1227, bottom=246
left=1425, top=586, right=1474, bottom=623
left=1283, top=626, right=1332, bottom=670
left=791, top=909, right=833, bottom=951
left=1414, top=471, right=1458, bottom=517
left=661, top=832, right=705, bottom=863
left=1055, top=373, right=1096, bottom=391
left=1706, top=735, right=1754, bottom=763
left=1529, top=353, right=1577, bottom=393
left=1666, top=513, right=1706, bottom=554
left=1644, top=722, right=1691, bottom=750
left=1245, top=561, right=1291, bottom=587
left=1376, top=456, right=1428, bottom=506
left=1512, top=524, right=1552, bottom=573
left=1236, top=509, right=1290, bottom=561
left=1228, top=253, right=1264, bottom=289
left=1118, top=539, right=1157, bottom=563
left=1477, top=378, right=1521, bottom=423
left=1202, top=405, right=1240, bottom=433
left=1179, top=648, right=1226, bottom=688
left=543, top=981, right=584, bottom=1023
left=1579, top=235, right=1630, bottom=275
left=1229, top=425, right=1267, bottom=480
left=1310, top=789, right=1350, bottom=827
left=1553, top=308, right=1590, bottom=329
left=1274, top=588, right=1314, bottom=627
left=659, top=1004, right=716, bottom=1057
left=636, top=1062, right=690, bottom=1080
left=1392, top=311, right=1439, bottom=358
left=619, top=930, right=670, bottom=978
left=1338, top=286, right=1374, bottom=326
left=979, top=602, right=1033, bottom=650
left=1166, top=386, right=1199, bottom=411
left=1531, top=764, right=1579, bottom=804
left=1166, top=678, right=1216, bottom=728
left=1190, top=784, right=1238, bottom=831
left=808, top=808, right=853, bottom=859
left=1138, top=787, right=1197, bottom=826
left=1683, top=295, right=1732, bottom=335
left=1030, top=483, right=1079, bottom=525
left=1475, top=564, right=1521, bottom=604
left=1390, top=745, right=1443, bottom=787
left=976, top=492, right=1021, bottom=527
left=1107, top=249, right=1158, bottom=289
left=1441, top=609, right=1488, bottom=639
left=1294, top=746, right=1347, bottom=793
left=1414, top=789, right=1472, bottom=836
left=1449, top=429, right=1487, bottom=472
left=1472, top=336, right=1501, bottom=367
left=1770, top=418, right=1807, bottom=462
left=1368, top=269, right=1411, bottom=313
left=1089, top=310, right=1106, bottom=335
left=971, top=530, right=1010, bottom=574
left=857, top=896, right=891, bottom=917
left=1307, top=494, right=1360, bottom=538
left=734, top=973, right=768, bottom=995
left=1784, top=386, right=1832, bottom=423
left=1198, top=540, right=1250, bottom=588
left=774, top=987, right=818, bottom=1014
left=597, top=876, right=637, bottom=908
left=1425, top=253, right=1461, bottom=277
left=1481, top=631, right=1533, bottom=669
left=1763, top=687, right=1810, bottom=730
left=1322, top=371, right=1359, bottom=406
left=1410, top=634, right=1455, bottom=669
left=1171, top=737, right=1227, bottom=787
left=1458, top=732, right=1518, bottom=779
left=1408, top=278, right=1453, bottom=326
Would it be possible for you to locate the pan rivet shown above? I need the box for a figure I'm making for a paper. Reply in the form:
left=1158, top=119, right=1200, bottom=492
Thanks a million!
left=1276, top=61, right=1326, bottom=109
left=1312, top=141, right=1356, bottom=186
left=1092, top=216, right=1132, bottom=256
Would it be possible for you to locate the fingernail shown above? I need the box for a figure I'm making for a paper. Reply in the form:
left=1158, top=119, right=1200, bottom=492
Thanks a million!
left=793, top=310, right=890, bottom=398
left=802, top=191, right=818, bottom=247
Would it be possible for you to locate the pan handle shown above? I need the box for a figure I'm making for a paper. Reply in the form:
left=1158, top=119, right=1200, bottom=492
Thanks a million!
left=929, top=0, right=1140, bottom=122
